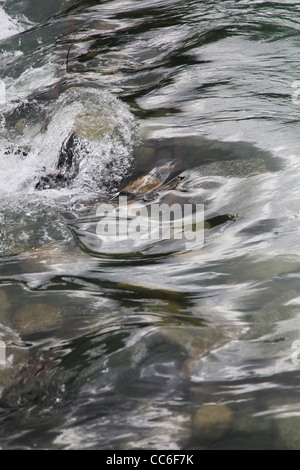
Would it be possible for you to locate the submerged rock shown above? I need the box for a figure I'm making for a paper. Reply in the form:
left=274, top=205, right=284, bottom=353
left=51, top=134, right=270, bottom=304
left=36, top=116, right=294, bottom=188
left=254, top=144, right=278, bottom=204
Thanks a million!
left=0, top=299, right=62, bottom=407
left=0, top=291, right=11, bottom=325
left=117, top=281, right=185, bottom=300
left=159, top=325, right=229, bottom=379
left=275, top=416, right=300, bottom=450
left=0, top=289, right=61, bottom=405
left=195, top=157, right=267, bottom=179
left=13, top=304, right=62, bottom=336
left=0, top=327, right=29, bottom=406
left=121, top=174, right=162, bottom=195
left=72, top=104, right=119, bottom=141
left=193, top=404, right=233, bottom=441
left=119, top=160, right=182, bottom=197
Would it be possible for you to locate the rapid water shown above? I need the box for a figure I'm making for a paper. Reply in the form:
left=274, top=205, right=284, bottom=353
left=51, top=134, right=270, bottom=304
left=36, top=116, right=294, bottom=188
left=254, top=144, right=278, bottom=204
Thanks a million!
left=1, top=0, right=300, bottom=450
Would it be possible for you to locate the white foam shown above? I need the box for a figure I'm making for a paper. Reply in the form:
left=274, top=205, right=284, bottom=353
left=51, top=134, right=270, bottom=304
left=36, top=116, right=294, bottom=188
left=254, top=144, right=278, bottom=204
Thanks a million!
left=0, top=63, right=138, bottom=253
left=0, top=4, right=24, bottom=41
left=0, top=87, right=137, bottom=196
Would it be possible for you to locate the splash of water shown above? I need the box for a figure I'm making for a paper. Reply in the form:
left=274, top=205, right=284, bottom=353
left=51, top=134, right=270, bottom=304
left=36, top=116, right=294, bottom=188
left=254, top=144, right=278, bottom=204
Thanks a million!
left=0, top=2, right=26, bottom=41
left=1, top=86, right=138, bottom=195
left=0, top=70, right=138, bottom=255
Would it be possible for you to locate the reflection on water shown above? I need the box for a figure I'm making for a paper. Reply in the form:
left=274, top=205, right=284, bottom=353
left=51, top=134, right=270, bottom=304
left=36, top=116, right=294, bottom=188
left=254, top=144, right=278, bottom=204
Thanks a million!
left=1, top=0, right=300, bottom=449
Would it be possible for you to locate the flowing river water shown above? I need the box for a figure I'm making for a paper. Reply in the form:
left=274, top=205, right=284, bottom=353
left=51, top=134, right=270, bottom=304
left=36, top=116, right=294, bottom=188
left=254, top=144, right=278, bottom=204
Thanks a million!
left=1, top=0, right=300, bottom=450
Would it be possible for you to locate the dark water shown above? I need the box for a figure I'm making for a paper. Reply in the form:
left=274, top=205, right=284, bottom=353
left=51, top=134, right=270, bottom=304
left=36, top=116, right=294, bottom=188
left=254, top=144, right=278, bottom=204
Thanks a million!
left=1, top=0, right=300, bottom=449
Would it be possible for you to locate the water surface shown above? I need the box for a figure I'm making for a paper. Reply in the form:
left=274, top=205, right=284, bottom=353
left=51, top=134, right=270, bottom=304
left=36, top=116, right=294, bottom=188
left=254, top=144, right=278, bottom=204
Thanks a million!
left=1, top=0, right=300, bottom=450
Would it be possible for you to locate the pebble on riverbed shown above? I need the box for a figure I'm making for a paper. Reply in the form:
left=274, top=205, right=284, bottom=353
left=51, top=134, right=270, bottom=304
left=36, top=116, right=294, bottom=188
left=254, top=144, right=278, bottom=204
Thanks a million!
left=193, top=404, right=233, bottom=441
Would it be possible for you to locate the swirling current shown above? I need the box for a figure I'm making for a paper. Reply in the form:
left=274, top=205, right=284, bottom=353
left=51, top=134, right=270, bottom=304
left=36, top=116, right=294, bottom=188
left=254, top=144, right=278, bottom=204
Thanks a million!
left=1, top=0, right=300, bottom=450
